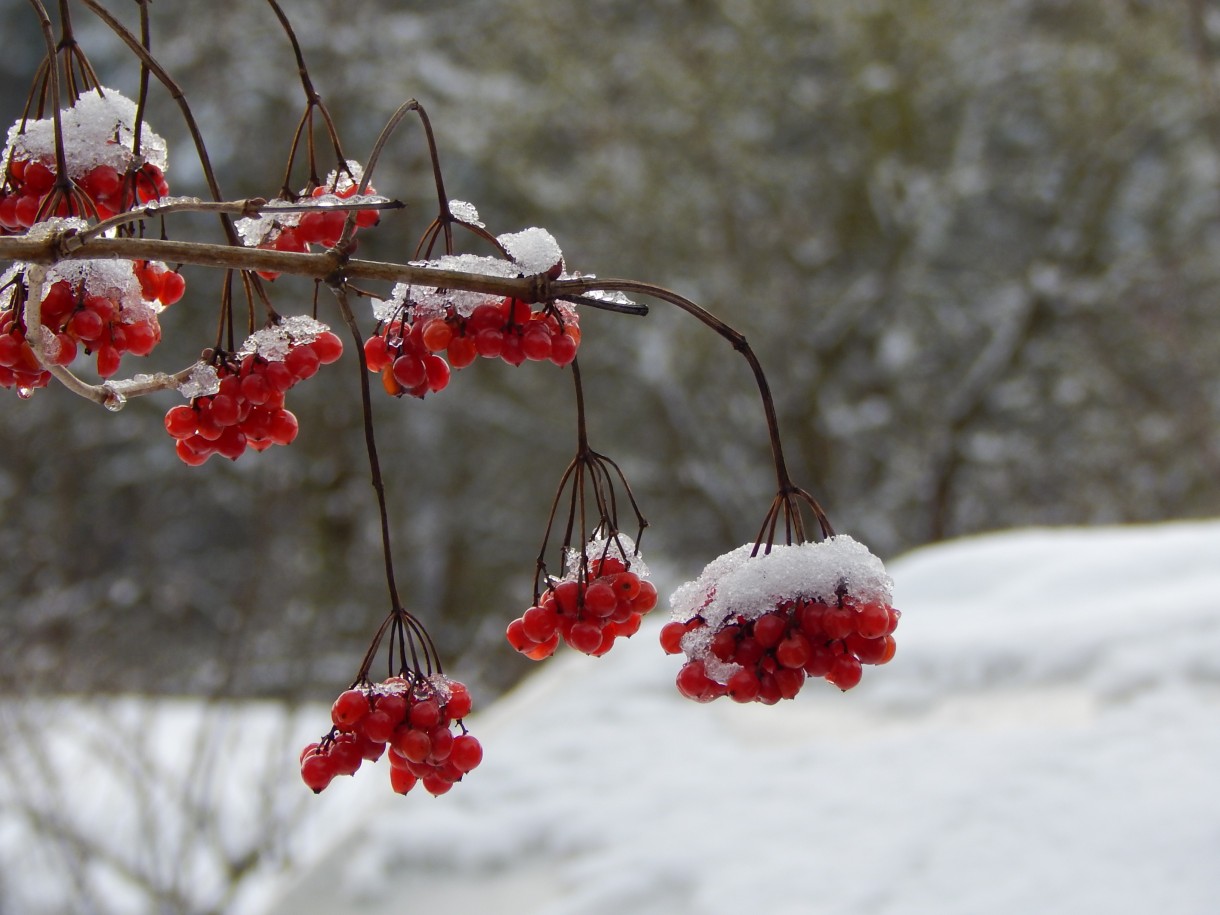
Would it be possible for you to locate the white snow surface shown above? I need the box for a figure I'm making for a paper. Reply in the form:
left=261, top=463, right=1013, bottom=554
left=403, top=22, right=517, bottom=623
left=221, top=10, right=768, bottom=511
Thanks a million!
left=2, top=520, right=1218, bottom=915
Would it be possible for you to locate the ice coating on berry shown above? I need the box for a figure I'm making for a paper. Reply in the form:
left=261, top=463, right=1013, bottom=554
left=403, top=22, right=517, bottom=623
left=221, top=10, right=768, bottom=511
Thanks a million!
left=176, top=361, right=221, bottom=400
left=498, top=227, right=563, bottom=275
left=46, top=259, right=143, bottom=309
left=240, top=315, right=329, bottom=360
left=670, top=536, right=893, bottom=631
left=4, top=88, right=168, bottom=174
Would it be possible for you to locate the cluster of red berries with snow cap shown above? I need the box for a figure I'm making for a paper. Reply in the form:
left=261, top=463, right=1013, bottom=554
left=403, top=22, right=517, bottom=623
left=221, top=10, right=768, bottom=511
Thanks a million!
left=0, top=243, right=183, bottom=394
left=1, top=88, right=170, bottom=232
left=163, top=316, right=343, bottom=464
left=507, top=531, right=659, bottom=659
left=366, top=226, right=579, bottom=397
left=300, top=674, right=482, bottom=797
left=234, top=161, right=388, bottom=280
left=660, top=536, right=900, bottom=703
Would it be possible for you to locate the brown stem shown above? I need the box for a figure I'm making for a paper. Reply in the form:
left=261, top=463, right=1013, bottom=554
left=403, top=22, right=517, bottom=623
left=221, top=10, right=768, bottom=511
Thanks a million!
left=331, top=283, right=402, bottom=614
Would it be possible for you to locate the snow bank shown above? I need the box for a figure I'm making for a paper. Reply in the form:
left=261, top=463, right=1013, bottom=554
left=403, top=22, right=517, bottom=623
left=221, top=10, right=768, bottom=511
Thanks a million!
left=2, top=520, right=1218, bottom=915
left=262, top=519, right=1220, bottom=915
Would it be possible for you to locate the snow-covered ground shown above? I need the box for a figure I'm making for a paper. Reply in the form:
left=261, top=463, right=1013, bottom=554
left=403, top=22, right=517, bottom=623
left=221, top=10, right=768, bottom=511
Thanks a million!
left=3, top=520, right=1219, bottom=914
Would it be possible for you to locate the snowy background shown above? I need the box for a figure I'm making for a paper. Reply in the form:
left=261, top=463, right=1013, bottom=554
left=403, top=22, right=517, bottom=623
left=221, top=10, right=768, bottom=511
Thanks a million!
left=3, top=518, right=1218, bottom=914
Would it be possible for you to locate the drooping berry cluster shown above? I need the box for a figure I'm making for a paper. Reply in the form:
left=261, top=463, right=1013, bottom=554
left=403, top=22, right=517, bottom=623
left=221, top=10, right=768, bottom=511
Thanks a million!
left=364, top=225, right=580, bottom=399
left=414, top=295, right=579, bottom=370
left=362, top=313, right=452, bottom=399
left=507, top=533, right=659, bottom=659
left=163, top=317, right=343, bottom=464
left=1, top=253, right=182, bottom=394
left=234, top=161, right=387, bottom=281
left=1, top=88, right=170, bottom=232
left=662, top=537, right=899, bottom=703
left=300, top=674, right=482, bottom=797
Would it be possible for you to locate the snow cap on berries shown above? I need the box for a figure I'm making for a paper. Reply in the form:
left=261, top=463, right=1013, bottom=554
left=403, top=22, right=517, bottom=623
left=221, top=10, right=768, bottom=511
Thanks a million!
left=4, top=87, right=167, bottom=175
left=239, top=315, right=330, bottom=361
left=670, top=536, right=892, bottom=632
left=563, top=530, right=649, bottom=581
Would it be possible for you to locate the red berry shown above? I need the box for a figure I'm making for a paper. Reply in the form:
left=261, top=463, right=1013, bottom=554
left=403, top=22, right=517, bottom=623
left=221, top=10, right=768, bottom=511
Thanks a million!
left=775, top=633, right=812, bottom=669
left=409, top=698, right=442, bottom=730
left=726, top=668, right=760, bottom=702
left=583, top=581, right=618, bottom=617
left=285, top=344, right=320, bottom=380
left=659, top=620, right=689, bottom=655
left=450, top=734, right=483, bottom=773
left=312, top=331, right=344, bottom=364
left=331, top=688, right=369, bottom=729
left=392, top=727, right=431, bottom=763
left=300, top=751, right=336, bottom=793
left=826, top=654, right=863, bottom=690
left=164, top=404, right=197, bottom=438
left=391, top=353, right=426, bottom=389
left=855, top=601, right=891, bottom=639
left=389, top=765, right=418, bottom=795
left=567, top=621, right=603, bottom=654
left=267, top=408, right=299, bottom=445
left=444, top=681, right=473, bottom=719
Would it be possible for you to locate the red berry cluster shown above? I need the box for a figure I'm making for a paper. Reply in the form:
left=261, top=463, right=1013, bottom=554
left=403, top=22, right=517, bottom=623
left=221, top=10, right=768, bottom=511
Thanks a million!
left=3, top=89, right=171, bottom=233
left=415, top=296, right=580, bottom=370
left=238, top=163, right=385, bottom=281
left=300, top=675, right=482, bottom=797
left=1, top=257, right=182, bottom=393
left=363, top=315, right=452, bottom=399
left=163, top=325, right=343, bottom=464
left=0, top=158, right=170, bottom=232
left=0, top=310, right=52, bottom=394
left=662, top=595, right=900, bottom=703
left=507, top=554, right=659, bottom=659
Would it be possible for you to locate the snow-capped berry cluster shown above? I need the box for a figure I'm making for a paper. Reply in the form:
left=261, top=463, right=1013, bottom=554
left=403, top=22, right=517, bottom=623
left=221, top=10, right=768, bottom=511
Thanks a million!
left=365, top=224, right=580, bottom=398
left=234, top=162, right=387, bottom=280
left=163, top=317, right=343, bottom=464
left=1, top=88, right=170, bottom=232
left=416, top=295, right=579, bottom=370
left=0, top=252, right=182, bottom=393
left=300, top=674, right=482, bottom=797
left=661, top=537, right=900, bottom=703
left=507, top=533, right=659, bottom=659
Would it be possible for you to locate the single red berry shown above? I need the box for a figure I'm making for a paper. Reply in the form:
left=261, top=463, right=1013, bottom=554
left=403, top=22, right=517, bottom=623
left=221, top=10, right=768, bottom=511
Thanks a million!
left=427, top=725, right=454, bottom=762
left=311, top=331, right=344, bottom=364
left=753, top=612, right=788, bottom=648
left=362, top=709, right=396, bottom=743
left=450, top=734, right=483, bottom=773
left=775, top=633, right=812, bottom=669
left=285, top=344, right=321, bottom=380
left=409, top=698, right=442, bottom=730
left=659, top=620, right=690, bottom=655
left=826, top=654, right=863, bottom=690
left=727, top=667, right=760, bottom=703
left=164, top=404, right=197, bottom=439
left=583, top=582, right=618, bottom=618
left=855, top=601, right=891, bottom=639
left=444, top=682, right=473, bottom=720
left=392, top=727, right=432, bottom=764
left=389, top=765, right=418, bottom=795
left=331, top=688, right=370, bottom=729
left=567, top=621, right=604, bottom=654
left=300, top=751, right=336, bottom=793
